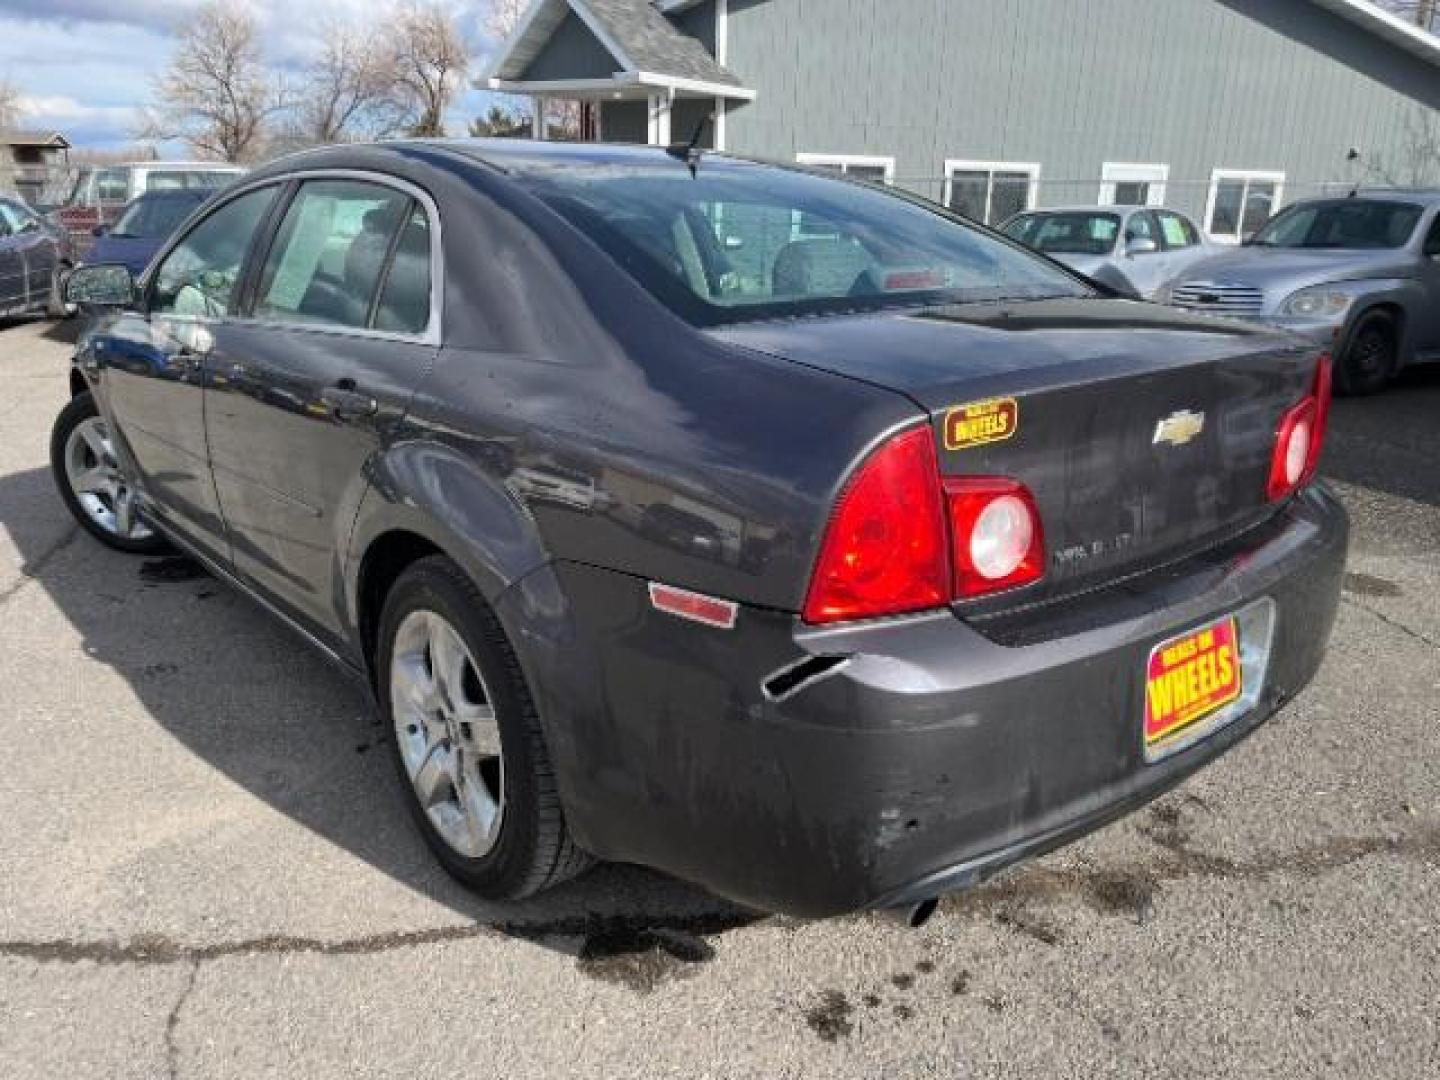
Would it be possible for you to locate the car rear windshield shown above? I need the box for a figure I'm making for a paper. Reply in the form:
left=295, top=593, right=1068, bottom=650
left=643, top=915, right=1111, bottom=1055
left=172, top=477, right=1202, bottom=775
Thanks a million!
left=523, top=160, right=1088, bottom=325
left=1003, top=212, right=1120, bottom=254
left=1249, top=199, right=1422, bottom=250
left=112, top=195, right=206, bottom=239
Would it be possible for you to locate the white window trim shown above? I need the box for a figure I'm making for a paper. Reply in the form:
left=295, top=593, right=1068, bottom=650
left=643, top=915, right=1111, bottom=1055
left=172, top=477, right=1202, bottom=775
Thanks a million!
left=941, top=160, right=1041, bottom=224
left=1100, top=162, right=1169, bottom=206
left=1204, top=169, right=1287, bottom=244
left=796, top=153, right=896, bottom=184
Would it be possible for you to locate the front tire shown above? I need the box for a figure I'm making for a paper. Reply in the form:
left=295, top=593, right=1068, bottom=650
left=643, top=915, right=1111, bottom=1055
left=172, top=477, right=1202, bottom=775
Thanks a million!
left=376, top=555, right=592, bottom=899
left=1336, top=311, right=1398, bottom=396
left=50, top=391, right=167, bottom=553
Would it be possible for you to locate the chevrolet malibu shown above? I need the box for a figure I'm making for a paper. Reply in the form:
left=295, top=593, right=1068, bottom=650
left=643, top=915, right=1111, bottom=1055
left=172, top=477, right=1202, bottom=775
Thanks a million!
left=52, top=142, right=1347, bottom=921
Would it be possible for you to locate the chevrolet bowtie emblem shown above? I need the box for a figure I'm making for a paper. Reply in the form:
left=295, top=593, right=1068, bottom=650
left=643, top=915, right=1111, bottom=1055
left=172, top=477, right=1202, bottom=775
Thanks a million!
left=1153, top=409, right=1205, bottom=447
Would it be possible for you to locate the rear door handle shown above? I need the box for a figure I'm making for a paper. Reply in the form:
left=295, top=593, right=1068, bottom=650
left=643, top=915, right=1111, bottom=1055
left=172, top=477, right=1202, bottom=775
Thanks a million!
left=320, top=384, right=379, bottom=420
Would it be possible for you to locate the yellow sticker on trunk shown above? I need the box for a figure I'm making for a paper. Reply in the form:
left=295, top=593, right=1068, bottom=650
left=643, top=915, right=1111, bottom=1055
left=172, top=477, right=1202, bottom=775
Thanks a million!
left=943, top=397, right=1018, bottom=451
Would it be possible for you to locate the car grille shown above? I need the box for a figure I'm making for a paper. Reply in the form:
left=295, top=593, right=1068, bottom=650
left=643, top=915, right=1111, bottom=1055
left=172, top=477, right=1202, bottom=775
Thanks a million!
left=1170, top=282, right=1265, bottom=317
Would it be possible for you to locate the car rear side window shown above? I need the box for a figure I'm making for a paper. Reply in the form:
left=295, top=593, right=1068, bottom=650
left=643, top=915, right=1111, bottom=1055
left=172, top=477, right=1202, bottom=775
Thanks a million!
left=254, top=180, right=412, bottom=331
left=95, top=169, right=129, bottom=202
left=1156, top=211, right=1200, bottom=249
left=150, top=185, right=279, bottom=319
left=372, top=206, right=432, bottom=335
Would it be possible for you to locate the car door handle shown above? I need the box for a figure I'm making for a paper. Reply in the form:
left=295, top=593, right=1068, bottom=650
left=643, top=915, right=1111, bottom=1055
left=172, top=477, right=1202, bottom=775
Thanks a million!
left=320, top=385, right=379, bottom=420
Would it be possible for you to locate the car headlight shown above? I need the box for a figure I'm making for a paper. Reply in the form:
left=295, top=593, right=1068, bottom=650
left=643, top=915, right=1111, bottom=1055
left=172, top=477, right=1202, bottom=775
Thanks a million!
left=1280, top=286, right=1354, bottom=319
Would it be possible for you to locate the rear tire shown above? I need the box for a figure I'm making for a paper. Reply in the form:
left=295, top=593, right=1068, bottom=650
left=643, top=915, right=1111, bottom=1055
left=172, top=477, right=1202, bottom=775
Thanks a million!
left=1336, top=310, right=1398, bottom=396
left=376, top=555, right=592, bottom=899
left=50, top=391, right=168, bottom=554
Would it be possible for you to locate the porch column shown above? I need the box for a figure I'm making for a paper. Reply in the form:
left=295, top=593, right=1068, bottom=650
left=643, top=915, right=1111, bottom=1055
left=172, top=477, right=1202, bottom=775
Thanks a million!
left=647, top=92, right=672, bottom=146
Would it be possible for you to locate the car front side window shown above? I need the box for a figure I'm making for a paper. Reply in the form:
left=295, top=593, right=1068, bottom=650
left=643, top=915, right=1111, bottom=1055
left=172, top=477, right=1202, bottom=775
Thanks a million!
left=253, top=180, right=413, bottom=331
left=150, top=185, right=279, bottom=319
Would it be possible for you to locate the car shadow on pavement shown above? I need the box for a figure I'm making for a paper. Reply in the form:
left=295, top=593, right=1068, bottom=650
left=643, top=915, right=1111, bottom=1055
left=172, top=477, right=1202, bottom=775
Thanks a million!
left=1323, top=365, right=1440, bottom=509
left=0, top=462, right=761, bottom=972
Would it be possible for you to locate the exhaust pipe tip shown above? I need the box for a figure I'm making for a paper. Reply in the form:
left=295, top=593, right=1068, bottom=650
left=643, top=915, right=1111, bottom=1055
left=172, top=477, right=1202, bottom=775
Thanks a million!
left=907, top=896, right=939, bottom=928
left=881, top=895, right=939, bottom=929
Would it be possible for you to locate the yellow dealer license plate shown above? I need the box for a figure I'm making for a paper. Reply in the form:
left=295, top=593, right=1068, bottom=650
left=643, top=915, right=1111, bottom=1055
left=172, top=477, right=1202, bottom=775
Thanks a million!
left=1143, top=615, right=1242, bottom=760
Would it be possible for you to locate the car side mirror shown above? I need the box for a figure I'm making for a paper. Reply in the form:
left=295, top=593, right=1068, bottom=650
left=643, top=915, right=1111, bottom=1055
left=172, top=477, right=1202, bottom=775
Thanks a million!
left=65, top=263, right=136, bottom=308
left=1126, top=237, right=1159, bottom=257
left=92, top=224, right=109, bottom=238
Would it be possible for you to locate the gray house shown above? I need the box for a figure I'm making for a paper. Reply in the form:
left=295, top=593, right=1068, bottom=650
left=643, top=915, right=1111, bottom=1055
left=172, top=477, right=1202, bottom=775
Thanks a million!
left=487, top=0, right=1440, bottom=240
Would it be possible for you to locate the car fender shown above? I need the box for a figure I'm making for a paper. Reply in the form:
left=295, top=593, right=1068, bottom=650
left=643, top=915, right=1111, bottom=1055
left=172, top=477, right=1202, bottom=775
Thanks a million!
left=343, top=437, right=551, bottom=655
left=1330, top=278, right=1425, bottom=360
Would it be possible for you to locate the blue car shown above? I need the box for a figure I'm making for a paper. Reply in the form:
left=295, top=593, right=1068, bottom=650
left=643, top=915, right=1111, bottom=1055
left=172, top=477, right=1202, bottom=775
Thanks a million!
left=85, top=189, right=212, bottom=276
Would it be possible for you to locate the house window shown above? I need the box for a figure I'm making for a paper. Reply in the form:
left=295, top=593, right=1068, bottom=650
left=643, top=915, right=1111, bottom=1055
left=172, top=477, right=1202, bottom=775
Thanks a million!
left=795, top=153, right=895, bottom=185
left=1205, top=170, right=1285, bottom=243
left=943, top=161, right=1040, bottom=226
left=1100, top=163, right=1169, bottom=206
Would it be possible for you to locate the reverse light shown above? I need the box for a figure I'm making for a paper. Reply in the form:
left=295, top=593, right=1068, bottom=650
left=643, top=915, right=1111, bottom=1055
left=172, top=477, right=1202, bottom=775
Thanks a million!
left=945, top=479, right=1045, bottom=598
left=1267, top=355, right=1332, bottom=502
left=803, top=426, right=1046, bottom=624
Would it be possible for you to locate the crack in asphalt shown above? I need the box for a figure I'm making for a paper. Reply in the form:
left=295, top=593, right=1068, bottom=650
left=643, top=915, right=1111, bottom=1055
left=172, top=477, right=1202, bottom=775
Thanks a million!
left=0, top=525, right=79, bottom=608
left=0, top=911, right=755, bottom=968
left=163, top=961, right=199, bottom=1080
left=2, top=829, right=1436, bottom=970
left=1341, top=594, right=1440, bottom=652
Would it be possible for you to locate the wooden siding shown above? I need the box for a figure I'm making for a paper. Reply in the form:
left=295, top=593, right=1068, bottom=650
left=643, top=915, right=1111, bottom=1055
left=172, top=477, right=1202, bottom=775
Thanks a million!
left=721, top=0, right=1440, bottom=219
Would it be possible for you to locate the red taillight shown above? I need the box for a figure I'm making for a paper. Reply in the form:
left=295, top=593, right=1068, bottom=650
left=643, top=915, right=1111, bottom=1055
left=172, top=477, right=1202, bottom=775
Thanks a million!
left=802, top=426, right=950, bottom=624
left=1267, top=355, right=1332, bottom=502
left=944, top=478, right=1046, bottom=598
left=803, top=427, right=1045, bottom=624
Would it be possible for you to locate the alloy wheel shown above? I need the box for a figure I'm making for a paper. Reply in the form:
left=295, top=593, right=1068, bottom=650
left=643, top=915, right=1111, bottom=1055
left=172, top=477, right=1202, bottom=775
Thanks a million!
left=63, top=416, right=154, bottom=541
left=390, top=610, right=505, bottom=859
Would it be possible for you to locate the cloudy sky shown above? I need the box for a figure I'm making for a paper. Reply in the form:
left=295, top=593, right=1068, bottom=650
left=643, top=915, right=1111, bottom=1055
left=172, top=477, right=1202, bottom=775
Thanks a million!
left=0, top=0, right=501, bottom=150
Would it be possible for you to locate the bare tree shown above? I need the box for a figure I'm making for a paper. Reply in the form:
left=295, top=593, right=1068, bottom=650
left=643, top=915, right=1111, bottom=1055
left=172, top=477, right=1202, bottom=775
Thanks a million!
left=293, top=20, right=405, bottom=144
left=387, top=2, right=470, bottom=138
left=0, top=77, right=19, bottom=133
left=141, top=1, right=286, bottom=161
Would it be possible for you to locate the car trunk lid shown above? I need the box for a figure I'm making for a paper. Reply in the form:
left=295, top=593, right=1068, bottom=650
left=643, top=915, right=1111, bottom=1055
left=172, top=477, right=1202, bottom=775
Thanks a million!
left=711, top=297, right=1324, bottom=607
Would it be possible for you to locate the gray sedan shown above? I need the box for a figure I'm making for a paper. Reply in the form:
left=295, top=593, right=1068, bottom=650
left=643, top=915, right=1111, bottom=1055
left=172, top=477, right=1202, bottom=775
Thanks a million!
left=1001, top=205, right=1213, bottom=299
left=1160, top=191, right=1440, bottom=394
left=0, top=195, right=73, bottom=320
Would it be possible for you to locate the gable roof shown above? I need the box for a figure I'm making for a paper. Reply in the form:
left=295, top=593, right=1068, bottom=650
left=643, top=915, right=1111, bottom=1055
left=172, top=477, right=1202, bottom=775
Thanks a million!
left=0, top=131, right=71, bottom=149
left=488, top=0, right=745, bottom=95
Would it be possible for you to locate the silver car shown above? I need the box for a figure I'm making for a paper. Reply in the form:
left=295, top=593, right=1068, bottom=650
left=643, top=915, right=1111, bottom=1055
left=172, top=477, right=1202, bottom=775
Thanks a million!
left=1000, top=205, right=1213, bottom=299
left=1160, top=191, right=1440, bottom=395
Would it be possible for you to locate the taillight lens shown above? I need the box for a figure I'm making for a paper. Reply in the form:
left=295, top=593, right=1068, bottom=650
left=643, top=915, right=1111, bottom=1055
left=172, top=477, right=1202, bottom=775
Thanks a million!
left=804, top=427, right=1045, bottom=624
left=802, top=426, right=950, bottom=624
left=945, top=478, right=1046, bottom=598
left=1267, top=355, right=1332, bottom=502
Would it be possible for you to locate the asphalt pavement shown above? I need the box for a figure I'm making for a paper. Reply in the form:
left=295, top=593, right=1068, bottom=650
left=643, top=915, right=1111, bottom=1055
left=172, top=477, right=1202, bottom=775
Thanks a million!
left=0, top=316, right=1436, bottom=1078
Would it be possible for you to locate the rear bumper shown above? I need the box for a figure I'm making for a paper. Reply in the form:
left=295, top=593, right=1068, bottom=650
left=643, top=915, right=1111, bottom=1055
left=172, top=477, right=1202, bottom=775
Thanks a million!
left=521, top=485, right=1348, bottom=918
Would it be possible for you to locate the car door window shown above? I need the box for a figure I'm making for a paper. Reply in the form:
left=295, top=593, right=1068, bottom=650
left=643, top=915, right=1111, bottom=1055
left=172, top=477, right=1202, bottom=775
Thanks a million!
left=372, top=206, right=433, bottom=335
left=95, top=169, right=129, bottom=202
left=150, top=185, right=278, bottom=319
left=254, top=180, right=410, bottom=330
left=1156, top=211, right=1199, bottom=250
left=1126, top=212, right=1158, bottom=248
left=1424, top=214, right=1440, bottom=257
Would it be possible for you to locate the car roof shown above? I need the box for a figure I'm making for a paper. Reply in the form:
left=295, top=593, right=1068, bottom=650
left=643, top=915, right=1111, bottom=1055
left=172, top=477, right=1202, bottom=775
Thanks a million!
left=1012, top=205, right=1181, bottom=216
left=118, top=161, right=246, bottom=171
left=1346, top=188, right=1440, bottom=206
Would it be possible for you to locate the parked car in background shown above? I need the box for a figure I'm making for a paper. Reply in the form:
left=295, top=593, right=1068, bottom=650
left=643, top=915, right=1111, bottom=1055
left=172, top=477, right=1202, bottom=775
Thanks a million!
left=52, top=162, right=245, bottom=251
left=1160, top=191, right=1440, bottom=394
left=1001, top=206, right=1213, bottom=299
left=85, top=189, right=213, bottom=277
left=52, top=142, right=1345, bottom=921
left=0, top=194, right=74, bottom=320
